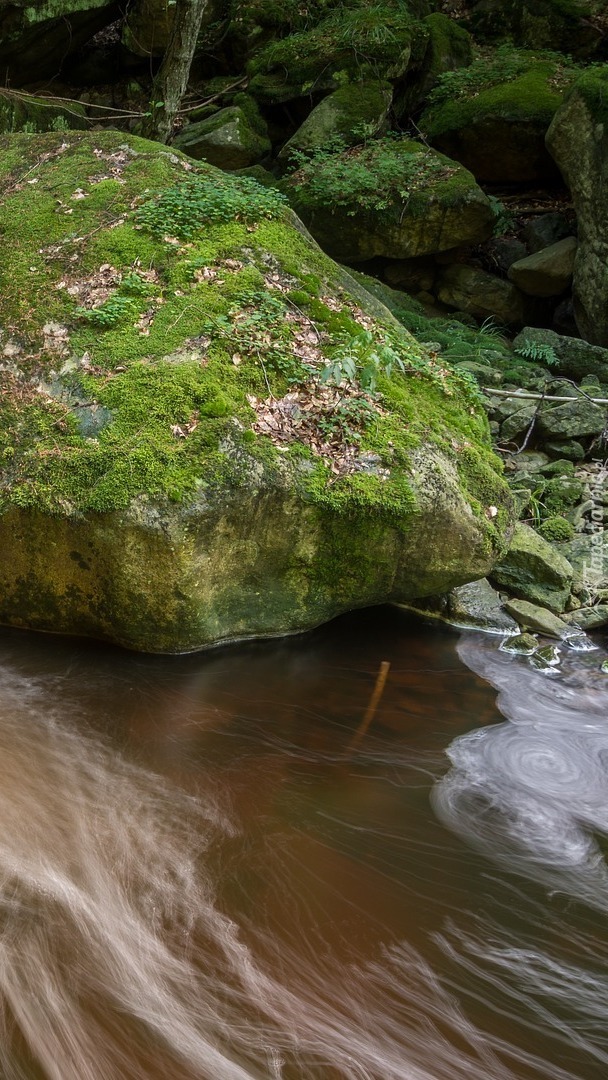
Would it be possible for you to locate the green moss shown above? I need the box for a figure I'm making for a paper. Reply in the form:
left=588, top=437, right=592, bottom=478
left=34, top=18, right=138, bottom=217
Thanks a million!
left=285, top=135, right=478, bottom=218
left=247, top=2, right=425, bottom=99
left=0, top=129, right=509, bottom=539
left=422, top=49, right=577, bottom=137
left=538, top=515, right=575, bottom=541
left=567, top=63, right=608, bottom=124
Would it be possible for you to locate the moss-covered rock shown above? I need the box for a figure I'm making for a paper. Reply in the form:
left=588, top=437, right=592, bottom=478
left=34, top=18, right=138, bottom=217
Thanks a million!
left=0, top=91, right=87, bottom=135
left=420, top=47, right=575, bottom=182
left=546, top=66, right=608, bottom=346
left=247, top=1, right=430, bottom=102
left=172, top=106, right=271, bottom=170
left=502, top=598, right=570, bottom=637
left=0, top=130, right=514, bottom=652
left=512, top=326, right=608, bottom=380
left=283, top=136, right=496, bottom=261
left=278, top=81, right=393, bottom=161
left=490, top=521, right=573, bottom=611
left=466, top=0, right=606, bottom=58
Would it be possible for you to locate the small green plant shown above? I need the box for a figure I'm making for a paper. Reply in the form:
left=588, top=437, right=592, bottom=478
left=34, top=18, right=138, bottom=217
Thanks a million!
left=321, top=332, right=408, bottom=392
left=120, top=271, right=150, bottom=296
left=76, top=294, right=138, bottom=329
left=488, top=195, right=515, bottom=237
left=514, top=340, right=560, bottom=367
left=316, top=396, right=376, bottom=442
left=136, top=175, right=287, bottom=240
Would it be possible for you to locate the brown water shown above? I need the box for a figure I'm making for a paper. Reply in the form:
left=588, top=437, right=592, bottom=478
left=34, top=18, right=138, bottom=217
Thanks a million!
left=0, top=605, right=607, bottom=1080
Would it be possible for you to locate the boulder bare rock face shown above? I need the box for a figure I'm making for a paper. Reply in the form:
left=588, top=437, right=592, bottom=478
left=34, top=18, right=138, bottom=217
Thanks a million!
left=0, top=130, right=514, bottom=653
left=507, top=236, right=577, bottom=297
left=546, top=67, right=608, bottom=346
left=503, top=599, right=570, bottom=638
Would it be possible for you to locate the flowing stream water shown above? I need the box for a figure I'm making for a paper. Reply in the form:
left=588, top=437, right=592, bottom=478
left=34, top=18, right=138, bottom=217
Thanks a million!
left=0, top=605, right=607, bottom=1080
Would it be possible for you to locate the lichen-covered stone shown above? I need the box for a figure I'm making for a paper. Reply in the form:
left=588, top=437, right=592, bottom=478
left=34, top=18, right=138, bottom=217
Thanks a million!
left=537, top=398, right=607, bottom=439
left=546, top=67, right=608, bottom=345
left=512, top=326, right=608, bottom=381
left=445, top=577, right=519, bottom=633
left=490, top=521, right=573, bottom=612
left=466, top=0, right=604, bottom=57
left=0, top=130, right=514, bottom=652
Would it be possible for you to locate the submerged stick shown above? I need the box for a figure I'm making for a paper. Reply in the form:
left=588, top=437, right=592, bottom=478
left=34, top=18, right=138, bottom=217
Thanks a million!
left=347, top=660, right=391, bottom=754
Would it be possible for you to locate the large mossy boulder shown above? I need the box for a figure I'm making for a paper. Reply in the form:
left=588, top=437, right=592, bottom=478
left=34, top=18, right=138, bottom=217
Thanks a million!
left=0, top=131, right=514, bottom=653
left=283, top=136, right=496, bottom=261
left=420, top=48, right=574, bottom=183
left=546, top=66, right=608, bottom=346
left=247, top=1, right=430, bottom=103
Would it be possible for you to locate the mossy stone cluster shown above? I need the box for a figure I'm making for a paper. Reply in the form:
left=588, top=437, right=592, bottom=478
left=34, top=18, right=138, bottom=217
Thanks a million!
left=0, top=130, right=514, bottom=651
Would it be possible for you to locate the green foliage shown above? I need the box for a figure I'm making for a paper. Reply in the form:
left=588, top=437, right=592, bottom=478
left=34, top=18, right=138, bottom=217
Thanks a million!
left=76, top=294, right=138, bottom=329
left=488, top=195, right=515, bottom=237
left=288, top=135, right=455, bottom=215
left=538, top=515, right=575, bottom=542
left=136, top=174, right=287, bottom=240
left=426, top=45, right=574, bottom=104
left=514, top=340, right=560, bottom=367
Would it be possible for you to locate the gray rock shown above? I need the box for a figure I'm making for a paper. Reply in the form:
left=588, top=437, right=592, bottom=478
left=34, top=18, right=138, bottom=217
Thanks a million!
left=556, top=533, right=608, bottom=596
left=507, top=236, right=577, bottom=298
left=512, top=326, right=608, bottom=381
left=529, top=643, right=561, bottom=669
left=546, top=71, right=608, bottom=345
left=503, top=599, right=570, bottom=638
left=501, top=406, right=537, bottom=442
left=564, top=604, right=608, bottom=630
left=537, top=399, right=607, bottom=439
left=490, top=521, right=573, bottom=613
left=436, top=264, right=529, bottom=324
left=500, top=632, right=538, bottom=654
left=524, top=212, right=573, bottom=253
left=545, top=440, right=586, bottom=461
left=446, top=578, right=519, bottom=633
